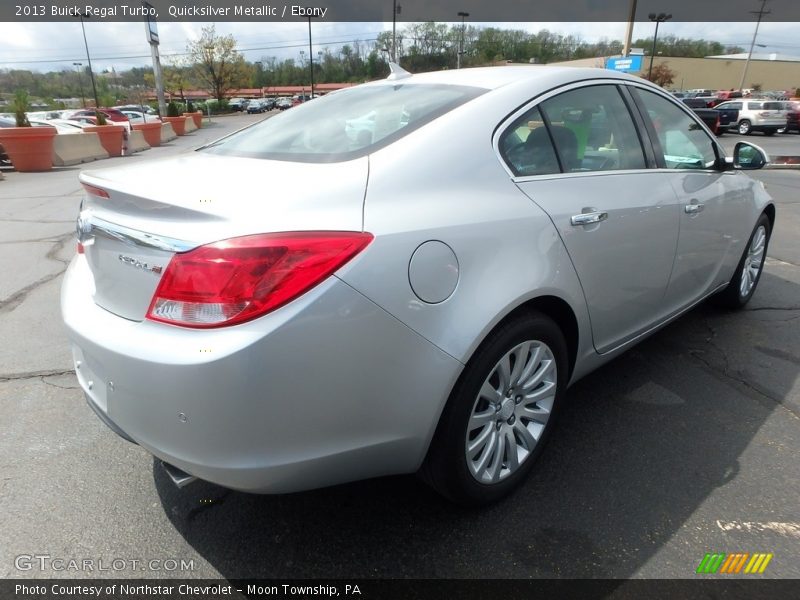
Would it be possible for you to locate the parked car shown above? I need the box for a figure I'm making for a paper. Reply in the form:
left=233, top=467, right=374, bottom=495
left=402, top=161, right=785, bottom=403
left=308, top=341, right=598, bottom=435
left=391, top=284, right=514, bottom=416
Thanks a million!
left=115, top=104, right=158, bottom=115
left=228, top=98, right=247, bottom=111
left=715, top=100, right=786, bottom=135
left=275, top=97, right=292, bottom=110
left=121, top=111, right=161, bottom=124
left=715, top=90, right=743, bottom=102
left=70, top=108, right=131, bottom=130
left=776, top=100, right=800, bottom=133
left=680, top=98, right=738, bottom=135
left=62, top=66, right=775, bottom=505
left=246, top=100, right=267, bottom=114
left=29, top=119, right=88, bottom=134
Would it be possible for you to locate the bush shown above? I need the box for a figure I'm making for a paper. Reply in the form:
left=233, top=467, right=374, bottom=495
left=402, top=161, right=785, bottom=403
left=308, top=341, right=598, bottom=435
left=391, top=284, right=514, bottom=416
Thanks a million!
left=167, top=101, right=180, bottom=117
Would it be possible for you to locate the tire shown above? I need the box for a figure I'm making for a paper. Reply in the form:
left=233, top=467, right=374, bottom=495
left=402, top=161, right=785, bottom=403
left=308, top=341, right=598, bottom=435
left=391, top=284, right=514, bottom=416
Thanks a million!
left=421, top=312, right=568, bottom=506
left=713, top=213, right=771, bottom=309
left=738, top=120, right=752, bottom=135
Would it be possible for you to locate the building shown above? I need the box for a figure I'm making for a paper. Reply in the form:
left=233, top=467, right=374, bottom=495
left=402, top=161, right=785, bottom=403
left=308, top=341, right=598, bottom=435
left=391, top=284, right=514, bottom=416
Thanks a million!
left=543, top=53, right=800, bottom=93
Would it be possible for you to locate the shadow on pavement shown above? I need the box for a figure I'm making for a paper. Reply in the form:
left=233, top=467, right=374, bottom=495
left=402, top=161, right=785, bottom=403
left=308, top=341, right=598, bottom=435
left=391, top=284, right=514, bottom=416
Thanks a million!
left=155, top=270, right=799, bottom=579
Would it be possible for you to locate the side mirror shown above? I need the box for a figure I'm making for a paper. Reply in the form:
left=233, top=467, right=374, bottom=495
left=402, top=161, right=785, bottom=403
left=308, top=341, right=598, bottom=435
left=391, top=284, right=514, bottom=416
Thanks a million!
left=733, top=142, right=769, bottom=170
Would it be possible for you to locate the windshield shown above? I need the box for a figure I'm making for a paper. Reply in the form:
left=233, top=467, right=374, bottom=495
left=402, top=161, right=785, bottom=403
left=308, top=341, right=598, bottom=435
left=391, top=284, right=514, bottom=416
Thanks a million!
left=203, top=83, right=485, bottom=162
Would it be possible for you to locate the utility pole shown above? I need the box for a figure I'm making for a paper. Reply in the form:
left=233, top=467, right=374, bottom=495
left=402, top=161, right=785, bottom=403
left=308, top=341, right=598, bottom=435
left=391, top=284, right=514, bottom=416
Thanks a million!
left=622, top=0, right=637, bottom=56
left=308, top=16, right=314, bottom=98
left=739, top=0, right=771, bottom=92
left=143, top=1, right=166, bottom=117
left=457, top=11, right=469, bottom=69
left=75, top=12, right=100, bottom=109
left=73, top=62, right=85, bottom=108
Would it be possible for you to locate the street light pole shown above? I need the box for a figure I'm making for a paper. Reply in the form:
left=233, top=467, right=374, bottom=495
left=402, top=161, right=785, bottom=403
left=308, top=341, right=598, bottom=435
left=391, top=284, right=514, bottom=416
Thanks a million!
left=457, top=11, right=469, bottom=69
left=308, top=16, right=314, bottom=98
left=647, top=12, right=672, bottom=80
left=75, top=12, right=100, bottom=109
left=73, top=62, right=85, bottom=108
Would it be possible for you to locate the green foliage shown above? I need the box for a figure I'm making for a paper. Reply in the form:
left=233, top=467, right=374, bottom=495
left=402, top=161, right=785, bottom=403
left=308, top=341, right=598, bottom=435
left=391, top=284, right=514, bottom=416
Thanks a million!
left=187, top=25, right=249, bottom=102
left=186, top=100, right=194, bottom=112
left=12, top=89, right=31, bottom=127
left=95, top=111, right=108, bottom=126
left=795, top=88, right=800, bottom=98
left=167, top=101, right=180, bottom=117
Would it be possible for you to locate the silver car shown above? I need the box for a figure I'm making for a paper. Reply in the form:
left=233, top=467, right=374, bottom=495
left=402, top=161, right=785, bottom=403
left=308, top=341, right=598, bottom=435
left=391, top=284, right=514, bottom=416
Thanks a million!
left=716, top=99, right=787, bottom=135
left=62, top=66, right=775, bottom=505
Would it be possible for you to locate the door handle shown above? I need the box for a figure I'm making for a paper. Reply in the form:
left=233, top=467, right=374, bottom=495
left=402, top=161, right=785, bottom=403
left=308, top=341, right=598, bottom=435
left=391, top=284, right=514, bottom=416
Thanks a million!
left=570, top=211, right=608, bottom=226
left=684, top=203, right=705, bottom=214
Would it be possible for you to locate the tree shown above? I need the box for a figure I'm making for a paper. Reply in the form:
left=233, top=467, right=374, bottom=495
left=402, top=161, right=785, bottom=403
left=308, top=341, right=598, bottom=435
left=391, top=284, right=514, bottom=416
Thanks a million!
left=643, top=63, right=676, bottom=88
left=187, top=25, right=248, bottom=102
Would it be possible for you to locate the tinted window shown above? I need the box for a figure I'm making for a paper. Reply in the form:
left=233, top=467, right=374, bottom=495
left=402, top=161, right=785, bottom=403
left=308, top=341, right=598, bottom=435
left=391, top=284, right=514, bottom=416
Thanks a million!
left=748, top=102, right=762, bottom=110
left=634, top=89, right=718, bottom=170
left=539, top=85, right=646, bottom=172
left=203, top=84, right=484, bottom=163
left=499, top=107, right=561, bottom=177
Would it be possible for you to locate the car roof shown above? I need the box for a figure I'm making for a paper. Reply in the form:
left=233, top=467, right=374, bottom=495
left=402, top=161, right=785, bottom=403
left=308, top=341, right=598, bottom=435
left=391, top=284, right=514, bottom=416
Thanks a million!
left=370, top=66, right=641, bottom=91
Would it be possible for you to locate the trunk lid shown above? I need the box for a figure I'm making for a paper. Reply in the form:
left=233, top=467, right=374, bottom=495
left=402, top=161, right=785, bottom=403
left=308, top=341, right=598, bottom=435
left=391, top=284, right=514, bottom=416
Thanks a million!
left=78, top=152, right=368, bottom=321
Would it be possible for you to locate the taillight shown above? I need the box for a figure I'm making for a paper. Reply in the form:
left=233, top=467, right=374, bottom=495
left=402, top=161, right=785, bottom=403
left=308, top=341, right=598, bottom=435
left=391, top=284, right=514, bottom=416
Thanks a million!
left=146, top=231, right=373, bottom=328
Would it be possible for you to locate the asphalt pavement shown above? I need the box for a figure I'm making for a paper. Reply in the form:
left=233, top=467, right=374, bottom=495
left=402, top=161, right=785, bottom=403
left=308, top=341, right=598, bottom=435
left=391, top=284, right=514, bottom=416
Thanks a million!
left=1, top=116, right=798, bottom=581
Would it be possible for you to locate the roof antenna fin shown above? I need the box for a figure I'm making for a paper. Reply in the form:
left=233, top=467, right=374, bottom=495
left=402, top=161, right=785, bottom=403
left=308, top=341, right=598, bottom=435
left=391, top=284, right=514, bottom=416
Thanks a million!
left=387, top=62, right=412, bottom=80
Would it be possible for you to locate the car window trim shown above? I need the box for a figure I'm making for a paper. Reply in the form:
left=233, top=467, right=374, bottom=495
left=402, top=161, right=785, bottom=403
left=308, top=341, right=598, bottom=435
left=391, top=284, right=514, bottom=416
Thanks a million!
left=493, top=79, right=657, bottom=179
left=616, top=84, right=658, bottom=169
left=627, top=84, right=724, bottom=172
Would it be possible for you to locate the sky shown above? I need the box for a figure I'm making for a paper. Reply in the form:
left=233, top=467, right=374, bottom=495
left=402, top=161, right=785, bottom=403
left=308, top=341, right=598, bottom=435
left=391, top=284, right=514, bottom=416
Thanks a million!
left=1, top=20, right=800, bottom=74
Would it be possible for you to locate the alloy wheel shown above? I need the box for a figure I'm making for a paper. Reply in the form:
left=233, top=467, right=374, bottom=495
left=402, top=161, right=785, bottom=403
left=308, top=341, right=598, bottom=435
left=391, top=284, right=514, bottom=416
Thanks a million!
left=740, top=225, right=766, bottom=298
left=465, top=340, right=556, bottom=484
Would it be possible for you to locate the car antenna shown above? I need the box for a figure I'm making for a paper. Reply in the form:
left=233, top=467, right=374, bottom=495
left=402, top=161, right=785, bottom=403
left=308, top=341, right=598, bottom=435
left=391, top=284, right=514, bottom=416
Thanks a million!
left=387, top=62, right=412, bottom=81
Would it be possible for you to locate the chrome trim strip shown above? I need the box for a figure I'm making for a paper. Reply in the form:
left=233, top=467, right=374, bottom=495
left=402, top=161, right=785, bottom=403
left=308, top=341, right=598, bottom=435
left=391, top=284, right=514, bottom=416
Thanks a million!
left=78, top=212, right=196, bottom=253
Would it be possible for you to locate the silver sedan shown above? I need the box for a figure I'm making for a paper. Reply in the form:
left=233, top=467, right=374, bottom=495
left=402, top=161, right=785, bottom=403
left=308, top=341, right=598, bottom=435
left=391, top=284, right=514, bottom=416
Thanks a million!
left=61, top=66, right=775, bottom=505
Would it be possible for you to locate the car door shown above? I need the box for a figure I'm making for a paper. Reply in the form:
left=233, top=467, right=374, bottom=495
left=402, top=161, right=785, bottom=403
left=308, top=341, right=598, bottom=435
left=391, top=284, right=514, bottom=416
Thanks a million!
left=498, top=83, right=681, bottom=354
left=629, top=86, right=752, bottom=313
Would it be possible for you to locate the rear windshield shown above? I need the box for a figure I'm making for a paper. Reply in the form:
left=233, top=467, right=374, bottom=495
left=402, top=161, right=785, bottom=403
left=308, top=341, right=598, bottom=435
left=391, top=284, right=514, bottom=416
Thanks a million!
left=203, top=83, right=485, bottom=162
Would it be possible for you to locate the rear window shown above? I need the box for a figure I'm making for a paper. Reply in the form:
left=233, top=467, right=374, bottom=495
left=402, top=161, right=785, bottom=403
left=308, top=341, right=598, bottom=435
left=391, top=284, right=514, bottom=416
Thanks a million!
left=204, top=83, right=485, bottom=162
left=763, top=102, right=783, bottom=110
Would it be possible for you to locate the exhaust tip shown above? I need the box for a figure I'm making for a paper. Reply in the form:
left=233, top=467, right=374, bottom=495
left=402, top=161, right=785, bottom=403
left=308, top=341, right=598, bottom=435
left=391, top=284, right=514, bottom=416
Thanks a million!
left=161, top=461, right=198, bottom=488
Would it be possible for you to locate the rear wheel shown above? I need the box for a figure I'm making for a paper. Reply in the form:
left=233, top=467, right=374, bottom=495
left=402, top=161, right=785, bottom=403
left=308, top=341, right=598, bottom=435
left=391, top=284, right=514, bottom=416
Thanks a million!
left=738, top=120, right=752, bottom=135
left=421, top=312, right=568, bottom=505
left=713, top=213, right=771, bottom=309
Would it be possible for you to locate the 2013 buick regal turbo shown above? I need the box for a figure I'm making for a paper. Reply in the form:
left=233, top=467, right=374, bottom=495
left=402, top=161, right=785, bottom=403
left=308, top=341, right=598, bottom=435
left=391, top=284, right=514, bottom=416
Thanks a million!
left=62, top=66, right=775, bottom=505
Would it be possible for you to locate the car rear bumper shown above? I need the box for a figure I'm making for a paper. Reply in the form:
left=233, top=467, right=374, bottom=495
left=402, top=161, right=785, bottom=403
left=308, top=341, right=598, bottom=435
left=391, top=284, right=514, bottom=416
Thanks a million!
left=61, top=255, right=462, bottom=493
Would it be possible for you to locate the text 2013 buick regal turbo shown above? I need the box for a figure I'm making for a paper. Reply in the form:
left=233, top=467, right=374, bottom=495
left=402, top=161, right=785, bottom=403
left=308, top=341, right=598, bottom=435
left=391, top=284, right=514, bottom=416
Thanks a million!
left=62, top=66, right=774, bottom=505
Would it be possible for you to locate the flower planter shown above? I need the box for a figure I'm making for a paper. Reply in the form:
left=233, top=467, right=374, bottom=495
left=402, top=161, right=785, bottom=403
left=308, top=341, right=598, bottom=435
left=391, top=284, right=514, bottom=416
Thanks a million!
left=0, top=127, right=57, bottom=172
left=184, top=112, right=203, bottom=128
left=132, top=122, right=162, bottom=147
left=163, top=116, right=187, bottom=136
left=83, top=125, right=125, bottom=157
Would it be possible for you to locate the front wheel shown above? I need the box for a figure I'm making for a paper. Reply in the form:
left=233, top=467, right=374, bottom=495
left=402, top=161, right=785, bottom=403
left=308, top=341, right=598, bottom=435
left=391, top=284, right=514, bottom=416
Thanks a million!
left=713, top=213, right=771, bottom=309
left=421, top=312, right=568, bottom=505
left=738, top=120, right=752, bottom=135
